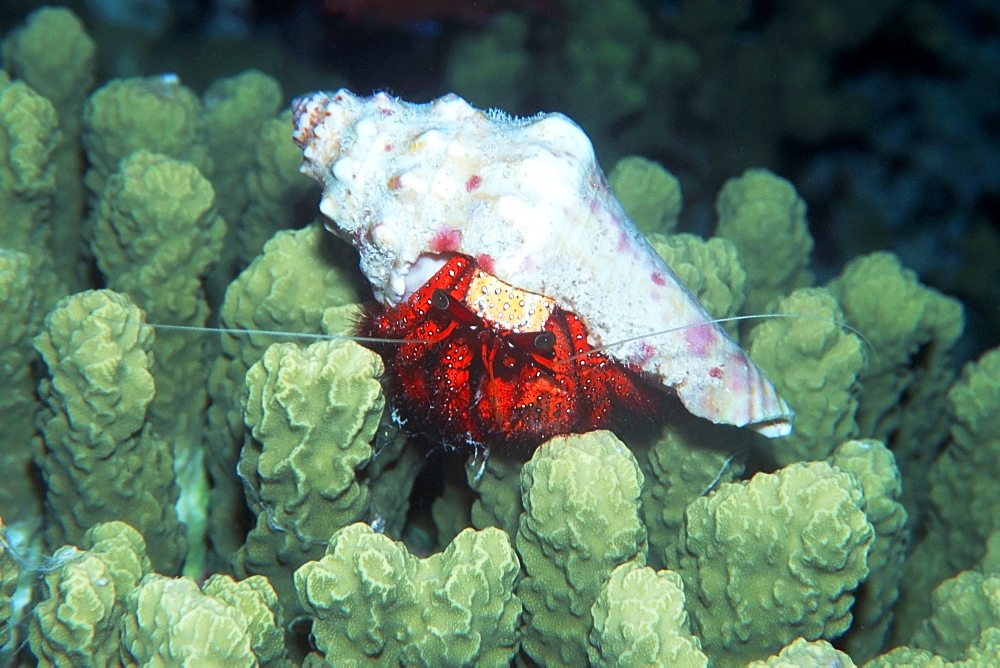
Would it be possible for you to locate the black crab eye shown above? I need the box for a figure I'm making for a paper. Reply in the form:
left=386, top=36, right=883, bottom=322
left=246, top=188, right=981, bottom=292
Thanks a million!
left=506, top=329, right=556, bottom=359
left=431, top=289, right=451, bottom=310
left=431, top=288, right=482, bottom=328
left=533, top=331, right=555, bottom=353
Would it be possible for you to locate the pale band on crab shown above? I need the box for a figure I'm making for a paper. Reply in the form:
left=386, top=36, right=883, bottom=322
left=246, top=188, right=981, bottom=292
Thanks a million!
left=292, top=89, right=793, bottom=438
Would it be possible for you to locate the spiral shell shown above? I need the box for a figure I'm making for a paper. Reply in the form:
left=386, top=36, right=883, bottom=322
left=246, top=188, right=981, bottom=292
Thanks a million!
left=293, top=89, right=792, bottom=437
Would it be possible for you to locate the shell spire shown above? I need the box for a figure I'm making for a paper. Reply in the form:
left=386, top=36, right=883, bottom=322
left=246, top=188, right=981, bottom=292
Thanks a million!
left=292, top=89, right=793, bottom=437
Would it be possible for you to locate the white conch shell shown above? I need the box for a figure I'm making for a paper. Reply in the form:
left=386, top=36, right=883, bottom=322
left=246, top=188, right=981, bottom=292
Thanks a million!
left=292, top=89, right=793, bottom=437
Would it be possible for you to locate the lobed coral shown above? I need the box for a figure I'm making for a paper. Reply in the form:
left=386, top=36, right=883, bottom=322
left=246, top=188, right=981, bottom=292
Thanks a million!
left=0, top=6, right=995, bottom=667
left=674, top=461, right=874, bottom=667
left=589, top=561, right=707, bottom=666
left=516, top=431, right=647, bottom=665
left=233, top=338, right=390, bottom=615
left=32, top=290, right=186, bottom=575
left=296, top=522, right=521, bottom=665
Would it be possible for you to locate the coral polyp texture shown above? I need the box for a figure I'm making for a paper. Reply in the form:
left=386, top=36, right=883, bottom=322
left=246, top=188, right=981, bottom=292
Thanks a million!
left=296, top=522, right=521, bottom=665
left=1, top=5, right=997, bottom=666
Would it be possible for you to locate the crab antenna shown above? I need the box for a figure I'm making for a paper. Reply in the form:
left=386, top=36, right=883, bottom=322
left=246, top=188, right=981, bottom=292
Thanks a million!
left=558, top=313, right=875, bottom=366
left=92, top=319, right=436, bottom=346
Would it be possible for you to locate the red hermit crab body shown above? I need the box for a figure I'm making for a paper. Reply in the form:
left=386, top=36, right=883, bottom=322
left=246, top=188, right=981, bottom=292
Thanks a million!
left=359, top=254, right=663, bottom=449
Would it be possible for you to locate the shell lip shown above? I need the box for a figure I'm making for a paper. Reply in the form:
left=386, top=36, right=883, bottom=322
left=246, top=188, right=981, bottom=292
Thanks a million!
left=747, top=413, right=794, bottom=438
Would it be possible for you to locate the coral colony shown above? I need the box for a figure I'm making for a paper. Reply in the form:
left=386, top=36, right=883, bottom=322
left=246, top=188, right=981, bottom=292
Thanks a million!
left=2, top=6, right=997, bottom=667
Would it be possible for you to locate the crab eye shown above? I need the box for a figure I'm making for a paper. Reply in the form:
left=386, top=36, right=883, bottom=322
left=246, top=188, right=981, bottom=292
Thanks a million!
left=533, top=331, right=555, bottom=353
left=506, top=329, right=557, bottom=359
left=431, top=289, right=451, bottom=310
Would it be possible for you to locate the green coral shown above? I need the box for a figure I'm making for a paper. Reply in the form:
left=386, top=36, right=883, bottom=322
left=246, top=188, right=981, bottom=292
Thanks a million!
left=0, top=73, right=67, bottom=322
left=609, top=155, right=683, bottom=236
left=825, top=253, right=964, bottom=644
left=747, top=637, right=855, bottom=667
left=234, top=339, right=386, bottom=614
left=295, top=522, right=521, bottom=666
left=827, top=252, right=964, bottom=452
left=892, top=535, right=1000, bottom=665
left=545, top=0, right=653, bottom=136
left=430, top=476, right=474, bottom=547
left=0, top=77, right=59, bottom=253
left=204, top=225, right=364, bottom=565
left=236, top=110, right=316, bottom=265
left=466, top=453, right=523, bottom=538
left=715, top=168, right=814, bottom=314
left=89, top=149, right=225, bottom=328
left=829, top=440, right=909, bottom=663
left=636, top=417, right=747, bottom=571
left=0, top=57, right=69, bottom=529
left=674, top=461, right=874, bottom=667
left=517, top=430, right=647, bottom=665
left=28, top=521, right=151, bottom=666
left=531, top=0, right=697, bottom=161
left=359, top=420, right=423, bottom=541
left=1, top=8, right=94, bottom=121
left=0, top=249, right=45, bottom=523
left=911, top=568, right=1000, bottom=661
left=963, top=627, right=1000, bottom=665
left=201, top=574, right=287, bottom=666
left=832, top=256, right=965, bottom=646
left=87, top=149, right=226, bottom=566
left=746, top=287, right=866, bottom=465
left=26, top=520, right=286, bottom=667
left=122, top=575, right=256, bottom=666
left=927, top=346, right=1000, bottom=573
left=869, top=627, right=1000, bottom=667
left=89, top=149, right=225, bottom=446
left=865, top=646, right=946, bottom=667
left=1, top=7, right=95, bottom=288
left=82, top=75, right=210, bottom=197
left=33, top=290, right=186, bottom=574
left=588, top=561, right=708, bottom=666
left=200, top=69, right=282, bottom=225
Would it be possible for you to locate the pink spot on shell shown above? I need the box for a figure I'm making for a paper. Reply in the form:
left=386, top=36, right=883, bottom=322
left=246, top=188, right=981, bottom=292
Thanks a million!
left=431, top=228, right=462, bottom=253
left=638, top=341, right=656, bottom=363
left=651, top=273, right=665, bottom=286
left=476, top=253, right=495, bottom=274
left=709, top=367, right=723, bottom=379
left=727, top=354, right=749, bottom=393
left=685, top=325, right=717, bottom=357
left=384, top=144, right=393, bottom=151
left=465, top=174, right=482, bottom=192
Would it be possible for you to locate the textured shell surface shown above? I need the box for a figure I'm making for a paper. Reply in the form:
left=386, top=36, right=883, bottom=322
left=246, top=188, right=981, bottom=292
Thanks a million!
left=292, top=89, right=793, bottom=437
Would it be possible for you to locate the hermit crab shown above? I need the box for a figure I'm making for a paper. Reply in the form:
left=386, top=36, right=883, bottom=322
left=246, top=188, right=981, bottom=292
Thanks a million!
left=292, top=89, right=793, bottom=449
